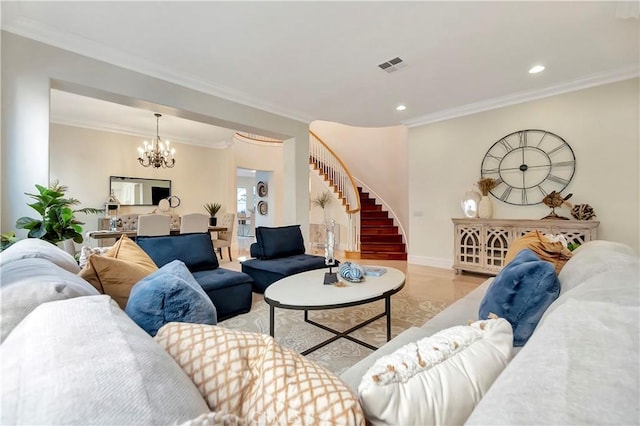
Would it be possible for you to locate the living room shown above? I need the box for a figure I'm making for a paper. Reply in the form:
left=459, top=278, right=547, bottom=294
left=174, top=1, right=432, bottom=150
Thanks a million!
left=1, top=2, right=639, bottom=425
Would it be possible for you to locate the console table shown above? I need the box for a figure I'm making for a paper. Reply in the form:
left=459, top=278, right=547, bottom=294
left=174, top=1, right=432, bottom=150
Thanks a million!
left=452, top=218, right=599, bottom=275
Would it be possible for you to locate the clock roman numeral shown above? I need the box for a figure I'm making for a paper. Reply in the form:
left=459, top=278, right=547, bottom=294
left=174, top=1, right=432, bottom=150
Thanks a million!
left=486, top=153, right=503, bottom=161
left=500, top=187, right=512, bottom=202
left=538, top=186, right=548, bottom=197
left=494, top=177, right=503, bottom=186
left=547, top=144, right=567, bottom=156
left=498, top=139, right=513, bottom=152
left=547, top=174, right=569, bottom=185
left=551, top=160, right=575, bottom=167
left=519, top=132, right=527, bottom=147
left=536, top=132, right=548, bottom=147
left=522, top=189, right=527, bottom=205
left=481, top=167, right=500, bottom=174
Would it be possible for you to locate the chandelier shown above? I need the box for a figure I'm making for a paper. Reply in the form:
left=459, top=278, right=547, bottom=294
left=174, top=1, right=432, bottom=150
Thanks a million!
left=137, top=113, right=176, bottom=168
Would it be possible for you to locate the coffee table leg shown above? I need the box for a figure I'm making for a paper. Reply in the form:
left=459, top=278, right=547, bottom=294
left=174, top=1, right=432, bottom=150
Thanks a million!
left=269, top=304, right=275, bottom=337
left=386, top=295, right=391, bottom=341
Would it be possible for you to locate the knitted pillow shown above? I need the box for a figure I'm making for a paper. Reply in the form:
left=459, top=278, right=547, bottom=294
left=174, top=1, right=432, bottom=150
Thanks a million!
left=155, top=323, right=365, bottom=425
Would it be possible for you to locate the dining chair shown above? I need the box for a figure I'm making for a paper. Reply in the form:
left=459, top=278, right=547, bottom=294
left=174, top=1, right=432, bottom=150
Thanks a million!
left=211, top=212, right=235, bottom=261
left=179, top=213, right=209, bottom=233
left=137, top=214, right=171, bottom=236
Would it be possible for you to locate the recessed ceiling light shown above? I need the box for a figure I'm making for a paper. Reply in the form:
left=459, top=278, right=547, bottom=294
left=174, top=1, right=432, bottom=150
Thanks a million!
left=529, top=65, right=545, bottom=74
left=396, top=105, right=407, bottom=111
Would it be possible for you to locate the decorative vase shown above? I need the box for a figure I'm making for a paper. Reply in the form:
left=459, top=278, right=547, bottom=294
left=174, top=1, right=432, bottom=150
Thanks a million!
left=461, top=189, right=482, bottom=218
left=478, top=196, right=493, bottom=219
left=209, top=217, right=217, bottom=226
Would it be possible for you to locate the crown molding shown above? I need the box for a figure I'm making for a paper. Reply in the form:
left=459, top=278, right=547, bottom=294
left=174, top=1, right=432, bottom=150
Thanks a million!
left=3, top=18, right=313, bottom=125
left=402, top=66, right=640, bottom=128
left=50, top=115, right=232, bottom=149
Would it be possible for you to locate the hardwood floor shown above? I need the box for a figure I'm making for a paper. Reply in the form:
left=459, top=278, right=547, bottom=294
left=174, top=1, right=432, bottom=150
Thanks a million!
left=220, top=239, right=488, bottom=307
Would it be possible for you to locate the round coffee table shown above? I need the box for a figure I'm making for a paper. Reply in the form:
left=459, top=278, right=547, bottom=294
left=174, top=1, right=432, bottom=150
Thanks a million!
left=264, top=267, right=405, bottom=355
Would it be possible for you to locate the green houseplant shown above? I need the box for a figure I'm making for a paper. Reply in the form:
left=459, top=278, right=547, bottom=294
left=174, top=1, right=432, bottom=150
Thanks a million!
left=203, top=202, right=222, bottom=226
left=15, top=181, right=103, bottom=244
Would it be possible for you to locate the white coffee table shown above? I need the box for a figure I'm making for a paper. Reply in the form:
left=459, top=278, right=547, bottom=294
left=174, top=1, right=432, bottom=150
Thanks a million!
left=264, top=267, right=405, bottom=355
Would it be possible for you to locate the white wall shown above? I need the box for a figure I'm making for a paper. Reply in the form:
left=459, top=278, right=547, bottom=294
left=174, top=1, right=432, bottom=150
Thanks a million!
left=310, top=121, right=409, bottom=239
left=408, top=78, right=640, bottom=267
left=1, top=32, right=310, bottom=241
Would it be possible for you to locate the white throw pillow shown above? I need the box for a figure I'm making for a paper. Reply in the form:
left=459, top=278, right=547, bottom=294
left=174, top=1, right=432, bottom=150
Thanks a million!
left=0, top=238, right=80, bottom=273
left=78, top=245, right=111, bottom=268
left=358, top=318, right=513, bottom=426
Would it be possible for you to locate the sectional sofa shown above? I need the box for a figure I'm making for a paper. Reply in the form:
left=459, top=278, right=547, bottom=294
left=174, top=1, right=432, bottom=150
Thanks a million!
left=0, top=237, right=637, bottom=425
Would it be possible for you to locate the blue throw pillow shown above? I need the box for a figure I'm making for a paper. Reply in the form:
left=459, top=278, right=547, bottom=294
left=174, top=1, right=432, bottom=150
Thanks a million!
left=478, top=248, right=560, bottom=346
left=254, top=225, right=305, bottom=260
left=125, top=260, right=217, bottom=336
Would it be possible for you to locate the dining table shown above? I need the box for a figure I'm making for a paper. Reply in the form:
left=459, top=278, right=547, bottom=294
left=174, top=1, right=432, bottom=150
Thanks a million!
left=88, top=226, right=227, bottom=242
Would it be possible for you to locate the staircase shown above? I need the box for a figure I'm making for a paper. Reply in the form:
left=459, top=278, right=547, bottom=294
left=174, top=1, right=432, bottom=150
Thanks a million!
left=358, top=188, right=407, bottom=260
left=309, top=130, right=406, bottom=260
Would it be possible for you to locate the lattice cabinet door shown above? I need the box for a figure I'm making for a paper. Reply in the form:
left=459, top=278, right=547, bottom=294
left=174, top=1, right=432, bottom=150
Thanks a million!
left=483, top=226, right=513, bottom=272
left=454, top=223, right=483, bottom=274
left=452, top=218, right=599, bottom=275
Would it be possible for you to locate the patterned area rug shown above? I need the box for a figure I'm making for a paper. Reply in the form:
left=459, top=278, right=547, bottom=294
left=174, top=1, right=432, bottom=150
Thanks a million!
left=219, top=293, right=447, bottom=376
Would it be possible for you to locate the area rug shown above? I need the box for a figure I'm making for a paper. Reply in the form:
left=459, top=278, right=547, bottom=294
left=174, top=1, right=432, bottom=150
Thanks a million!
left=219, top=293, right=447, bottom=376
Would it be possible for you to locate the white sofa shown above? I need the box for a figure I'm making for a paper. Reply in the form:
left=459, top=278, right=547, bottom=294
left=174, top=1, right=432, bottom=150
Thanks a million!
left=2, top=238, right=637, bottom=425
left=340, top=240, right=639, bottom=424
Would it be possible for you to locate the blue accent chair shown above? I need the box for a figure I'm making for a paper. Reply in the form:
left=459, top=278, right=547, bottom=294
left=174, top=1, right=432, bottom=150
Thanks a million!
left=135, top=233, right=253, bottom=321
left=241, top=225, right=328, bottom=293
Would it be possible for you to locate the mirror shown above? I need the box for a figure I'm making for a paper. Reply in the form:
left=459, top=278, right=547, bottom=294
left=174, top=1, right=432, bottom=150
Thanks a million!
left=109, top=176, right=171, bottom=206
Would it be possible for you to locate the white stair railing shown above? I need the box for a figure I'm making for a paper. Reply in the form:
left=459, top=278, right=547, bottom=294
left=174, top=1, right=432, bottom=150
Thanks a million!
left=309, top=131, right=361, bottom=253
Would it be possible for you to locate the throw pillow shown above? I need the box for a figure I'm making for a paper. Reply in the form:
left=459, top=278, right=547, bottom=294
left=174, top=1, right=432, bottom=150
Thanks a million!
left=125, top=260, right=217, bottom=337
left=504, top=230, right=572, bottom=274
left=0, top=296, right=210, bottom=425
left=254, top=225, right=305, bottom=260
left=0, top=258, right=99, bottom=343
left=479, top=248, right=560, bottom=346
left=358, top=318, right=513, bottom=426
left=78, top=234, right=157, bottom=295
left=89, top=255, right=158, bottom=309
left=180, top=411, right=246, bottom=426
left=0, top=238, right=80, bottom=273
left=78, top=245, right=111, bottom=269
left=155, top=322, right=365, bottom=426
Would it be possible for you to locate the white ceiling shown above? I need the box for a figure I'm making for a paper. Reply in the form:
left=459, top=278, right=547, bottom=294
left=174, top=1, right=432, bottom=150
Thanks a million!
left=2, top=1, right=639, bottom=142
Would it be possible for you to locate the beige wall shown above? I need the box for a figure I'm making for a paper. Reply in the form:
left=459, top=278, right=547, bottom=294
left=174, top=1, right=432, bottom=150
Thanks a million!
left=1, top=32, right=310, bottom=241
left=50, top=124, right=231, bottom=232
left=408, top=78, right=640, bottom=267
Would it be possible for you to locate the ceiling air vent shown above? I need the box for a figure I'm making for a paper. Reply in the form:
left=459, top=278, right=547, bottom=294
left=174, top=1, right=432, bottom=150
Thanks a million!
left=378, top=57, right=406, bottom=73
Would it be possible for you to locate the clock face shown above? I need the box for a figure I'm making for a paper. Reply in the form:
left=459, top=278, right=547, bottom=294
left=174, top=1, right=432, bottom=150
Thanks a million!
left=481, top=129, right=575, bottom=205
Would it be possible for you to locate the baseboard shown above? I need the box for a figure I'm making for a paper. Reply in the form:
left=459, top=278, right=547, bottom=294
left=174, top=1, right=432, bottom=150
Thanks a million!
left=407, top=255, right=453, bottom=270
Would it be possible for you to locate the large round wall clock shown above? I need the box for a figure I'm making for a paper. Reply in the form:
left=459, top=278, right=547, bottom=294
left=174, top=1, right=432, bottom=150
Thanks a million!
left=480, top=129, right=576, bottom=206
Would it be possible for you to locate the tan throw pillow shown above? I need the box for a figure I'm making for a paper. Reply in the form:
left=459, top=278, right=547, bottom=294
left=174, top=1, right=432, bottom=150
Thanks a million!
left=78, top=235, right=157, bottom=304
left=505, top=230, right=572, bottom=274
left=155, top=323, right=365, bottom=426
left=89, top=255, right=157, bottom=309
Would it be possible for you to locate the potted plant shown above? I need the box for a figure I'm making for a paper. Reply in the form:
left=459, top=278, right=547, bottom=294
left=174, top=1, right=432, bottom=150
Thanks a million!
left=15, top=181, right=103, bottom=245
left=203, top=202, right=222, bottom=226
left=312, top=190, right=334, bottom=222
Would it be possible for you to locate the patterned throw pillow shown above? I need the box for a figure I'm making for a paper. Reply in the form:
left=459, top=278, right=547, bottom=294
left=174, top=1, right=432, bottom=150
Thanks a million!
left=155, top=323, right=365, bottom=426
left=78, top=246, right=111, bottom=269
